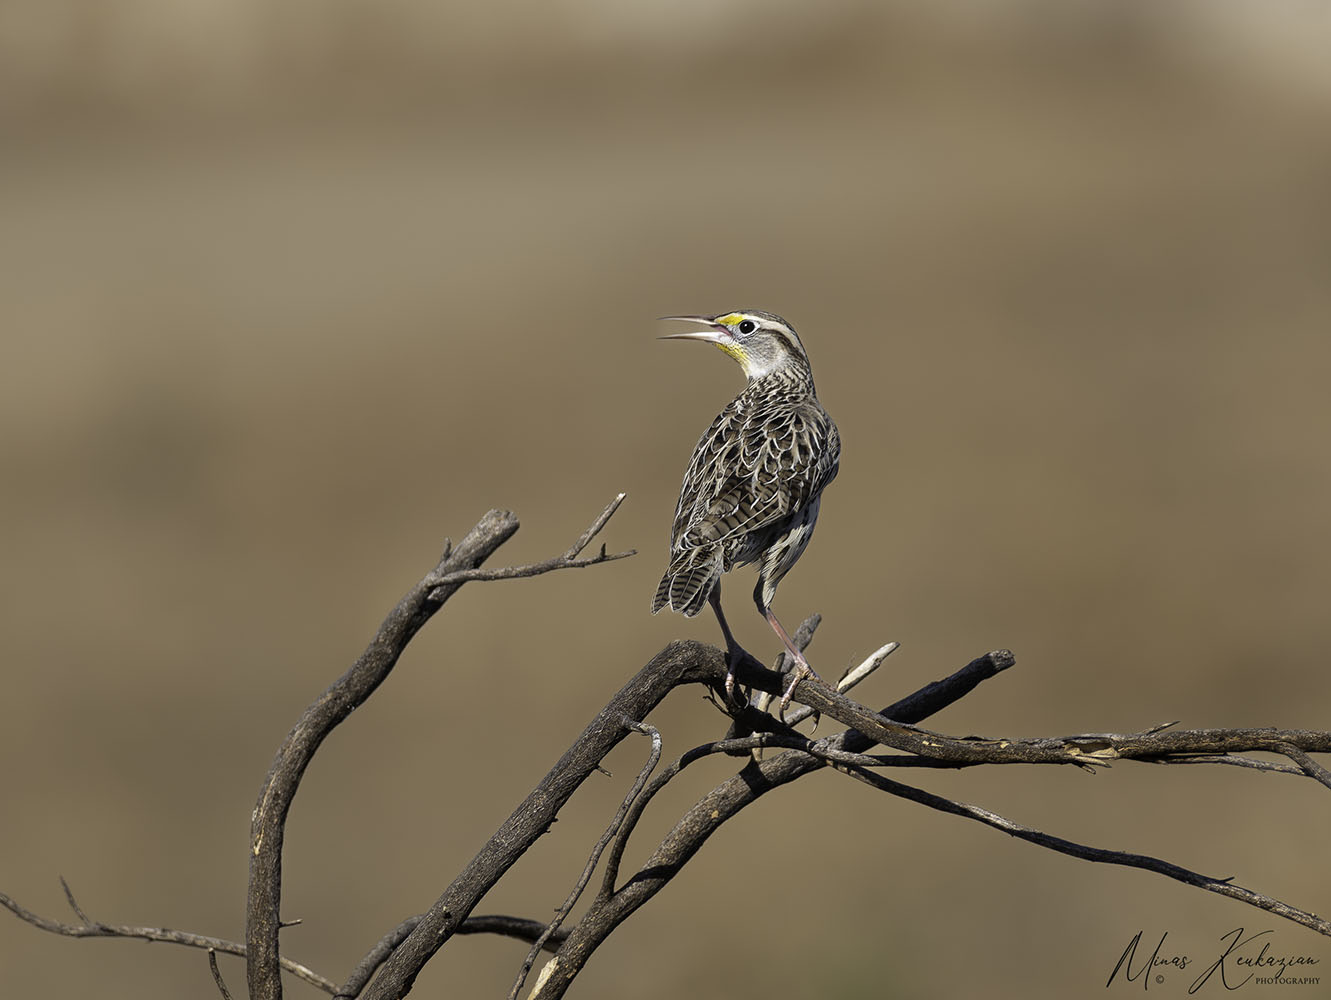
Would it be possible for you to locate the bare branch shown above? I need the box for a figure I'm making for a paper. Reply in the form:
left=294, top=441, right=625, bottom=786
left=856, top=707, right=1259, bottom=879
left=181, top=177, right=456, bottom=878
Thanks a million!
left=356, top=644, right=1015, bottom=1000
left=58, top=875, right=91, bottom=925
left=354, top=642, right=715, bottom=1000
left=589, top=725, right=1330, bottom=941
left=780, top=613, right=822, bottom=666
left=13, top=492, right=1326, bottom=1000
left=563, top=492, right=629, bottom=560
left=597, top=727, right=812, bottom=902
left=782, top=639, right=899, bottom=727
left=2, top=887, right=567, bottom=1000
left=1147, top=754, right=1307, bottom=776
left=1275, top=741, right=1331, bottom=791
left=528, top=648, right=1017, bottom=999
left=209, top=949, right=236, bottom=1000
left=0, top=884, right=337, bottom=994
left=249, top=499, right=630, bottom=1000
left=247, top=508, right=519, bottom=1000
left=456, top=915, right=571, bottom=951
left=425, top=494, right=634, bottom=594
left=835, top=763, right=1331, bottom=936
left=737, top=651, right=1331, bottom=771
left=527, top=644, right=1331, bottom=999
left=1140, top=720, right=1182, bottom=735
left=510, top=721, right=662, bottom=1000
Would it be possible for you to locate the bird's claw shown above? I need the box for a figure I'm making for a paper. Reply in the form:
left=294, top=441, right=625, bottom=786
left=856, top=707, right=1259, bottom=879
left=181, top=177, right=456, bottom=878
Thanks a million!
left=723, top=647, right=748, bottom=707
left=777, top=661, right=819, bottom=720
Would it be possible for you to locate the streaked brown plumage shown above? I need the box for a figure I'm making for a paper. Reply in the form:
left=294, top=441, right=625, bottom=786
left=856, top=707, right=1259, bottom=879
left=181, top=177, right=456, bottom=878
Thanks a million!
left=651, top=309, right=839, bottom=712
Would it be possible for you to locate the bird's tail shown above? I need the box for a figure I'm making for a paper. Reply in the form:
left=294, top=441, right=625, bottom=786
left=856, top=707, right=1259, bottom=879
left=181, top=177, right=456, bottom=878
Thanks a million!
left=651, top=550, right=722, bottom=618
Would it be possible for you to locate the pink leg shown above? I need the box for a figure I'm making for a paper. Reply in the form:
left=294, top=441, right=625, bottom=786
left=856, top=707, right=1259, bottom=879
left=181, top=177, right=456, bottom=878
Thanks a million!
left=708, top=584, right=748, bottom=703
left=764, top=608, right=822, bottom=716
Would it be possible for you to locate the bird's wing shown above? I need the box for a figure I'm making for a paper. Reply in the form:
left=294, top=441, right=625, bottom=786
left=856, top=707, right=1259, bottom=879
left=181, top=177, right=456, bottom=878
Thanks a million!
left=673, top=400, right=839, bottom=552
left=668, top=404, right=736, bottom=544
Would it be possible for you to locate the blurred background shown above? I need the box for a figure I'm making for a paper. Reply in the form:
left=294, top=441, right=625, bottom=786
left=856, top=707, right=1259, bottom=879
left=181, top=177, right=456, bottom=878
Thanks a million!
left=3, top=2, right=1330, bottom=998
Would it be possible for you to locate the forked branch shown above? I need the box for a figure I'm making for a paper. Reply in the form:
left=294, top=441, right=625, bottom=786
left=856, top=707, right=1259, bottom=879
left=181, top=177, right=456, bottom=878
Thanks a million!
left=0, top=878, right=576, bottom=999
left=4, top=497, right=1327, bottom=1000
left=425, top=494, right=635, bottom=593
left=0, top=878, right=335, bottom=993
left=247, top=498, right=631, bottom=1000
left=523, top=644, right=1331, bottom=999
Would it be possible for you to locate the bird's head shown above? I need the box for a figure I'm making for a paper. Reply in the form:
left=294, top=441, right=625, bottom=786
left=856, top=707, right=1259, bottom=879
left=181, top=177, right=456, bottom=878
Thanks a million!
left=659, top=310, right=809, bottom=380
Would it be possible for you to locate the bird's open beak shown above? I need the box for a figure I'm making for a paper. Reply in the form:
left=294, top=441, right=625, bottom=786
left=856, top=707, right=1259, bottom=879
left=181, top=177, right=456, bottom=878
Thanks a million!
left=657, top=315, right=731, bottom=344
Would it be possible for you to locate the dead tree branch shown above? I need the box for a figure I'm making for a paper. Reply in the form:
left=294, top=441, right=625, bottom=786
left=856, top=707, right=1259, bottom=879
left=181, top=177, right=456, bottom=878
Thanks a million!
left=425, top=494, right=635, bottom=593
left=749, top=664, right=1331, bottom=769
left=1275, top=741, right=1331, bottom=791
left=522, top=643, right=1331, bottom=998
left=4, top=497, right=1328, bottom=1000
left=248, top=498, right=629, bottom=1000
left=526, top=647, right=1017, bottom=999
left=329, top=915, right=570, bottom=1000
left=210, top=948, right=237, bottom=1000
left=508, top=721, right=662, bottom=1000
left=836, top=765, right=1331, bottom=936
left=0, top=880, right=570, bottom=1000
left=0, top=880, right=336, bottom=993
left=353, top=641, right=714, bottom=1000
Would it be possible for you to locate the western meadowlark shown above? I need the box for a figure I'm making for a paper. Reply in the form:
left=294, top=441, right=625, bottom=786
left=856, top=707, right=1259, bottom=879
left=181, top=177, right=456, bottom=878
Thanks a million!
left=652, top=309, right=840, bottom=714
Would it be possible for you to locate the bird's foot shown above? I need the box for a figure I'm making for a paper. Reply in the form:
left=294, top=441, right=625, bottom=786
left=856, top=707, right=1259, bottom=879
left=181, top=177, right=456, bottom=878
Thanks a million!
left=722, top=644, right=753, bottom=706
left=778, top=658, right=822, bottom=720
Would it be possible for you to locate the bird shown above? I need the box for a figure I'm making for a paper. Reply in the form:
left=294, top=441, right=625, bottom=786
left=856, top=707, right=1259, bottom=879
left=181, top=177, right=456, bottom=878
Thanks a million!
left=651, top=309, right=840, bottom=715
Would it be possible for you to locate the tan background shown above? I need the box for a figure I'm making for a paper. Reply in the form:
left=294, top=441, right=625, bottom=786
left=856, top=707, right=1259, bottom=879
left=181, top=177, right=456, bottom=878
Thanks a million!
left=3, top=3, right=1330, bottom=998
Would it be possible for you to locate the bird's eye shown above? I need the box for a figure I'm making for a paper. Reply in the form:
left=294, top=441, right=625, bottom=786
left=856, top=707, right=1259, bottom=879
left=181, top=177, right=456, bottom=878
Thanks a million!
left=737, top=320, right=756, bottom=335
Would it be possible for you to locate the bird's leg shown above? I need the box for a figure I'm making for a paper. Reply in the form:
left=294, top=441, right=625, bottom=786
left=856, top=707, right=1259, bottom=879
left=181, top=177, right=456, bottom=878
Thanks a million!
left=708, top=582, right=750, bottom=703
left=763, top=607, right=823, bottom=717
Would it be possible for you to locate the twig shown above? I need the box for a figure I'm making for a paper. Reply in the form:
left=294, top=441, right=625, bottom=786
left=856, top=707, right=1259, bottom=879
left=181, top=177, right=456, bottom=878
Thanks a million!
left=1, top=889, right=570, bottom=1000
left=1146, top=754, right=1306, bottom=776
left=58, top=875, right=91, bottom=925
left=562, top=492, right=630, bottom=561
left=510, top=721, right=662, bottom=1000
left=836, top=763, right=1331, bottom=936
left=0, top=884, right=337, bottom=994
left=426, top=494, right=634, bottom=594
left=783, top=640, right=898, bottom=727
left=599, top=735, right=774, bottom=901
left=1275, top=741, right=1331, bottom=791
left=1141, top=720, right=1181, bottom=735
left=209, top=949, right=236, bottom=1000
